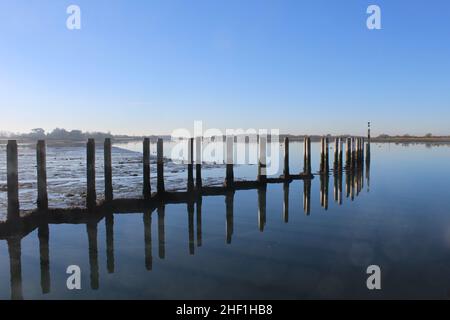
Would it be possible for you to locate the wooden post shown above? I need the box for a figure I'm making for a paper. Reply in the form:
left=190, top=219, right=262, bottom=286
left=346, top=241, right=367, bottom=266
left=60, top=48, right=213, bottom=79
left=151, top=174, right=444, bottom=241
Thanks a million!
left=225, top=135, right=234, bottom=188
left=345, top=137, right=352, bottom=169
left=157, top=138, right=165, bottom=194
left=86, top=139, right=96, bottom=210
left=258, top=135, right=267, bottom=182
left=36, top=140, right=48, bottom=210
left=325, top=137, right=329, bottom=172
left=104, top=138, right=113, bottom=202
left=283, top=137, right=289, bottom=178
left=195, top=136, right=202, bottom=190
left=304, top=136, right=311, bottom=174
left=143, top=138, right=151, bottom=199
left=7, top=140, right=19, bottom=220
left=338, top=137, right=343, bottom=170
left=334, top=137, right=339, bottom=171
left=187, top=138, right=194, bottom=192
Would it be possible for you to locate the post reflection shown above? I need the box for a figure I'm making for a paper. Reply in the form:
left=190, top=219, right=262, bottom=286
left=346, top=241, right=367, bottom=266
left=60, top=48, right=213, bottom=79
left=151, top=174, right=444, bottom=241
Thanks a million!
left=283, top=182, right=289, bottom=223
left=225, top=191, right=234, bottom=244
left=187, top=202, right=195, bottom=255
left=258, top=186, right=267, bottom=231
left=320, top=173, right=329, bottom=210
left=196, top=197, right=202, bottom=247
left=143, top=210, right=152, bottom=270
left=158, top=204, right=166, bottom=259
left=303, top=180, right=311, bottom=215
left=38, top=223, right=50, bottom=294
left=86, top=221, right=99, bottom=290
left=105, top=214, right=115, bottom=273
left=7, top=237, right=23, bottom=300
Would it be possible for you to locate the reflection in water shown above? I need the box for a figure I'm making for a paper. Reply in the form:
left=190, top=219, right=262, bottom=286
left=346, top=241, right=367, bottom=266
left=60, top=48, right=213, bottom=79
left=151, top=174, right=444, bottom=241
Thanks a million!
left=8, top=237, right=22, bottom=300
left=258, top=186, right=267, bottom=231
left=38, top=224, right=50, bottom=294
left=106, top=214, right=115, bottom=273
left=158, top=204, right=166, bottom=259
left=196, top=197, right=202, bottom=247
left=283, top=182, right=289, bottom=223
left=143, top=210, right=152, bottom=270
left=87, top=222, right=99, bottom=290
left=303, top=180, right=311, bottom=215
left=225, top=191, right=234, bottom=244
left=0, top=153, right=370, bottom=299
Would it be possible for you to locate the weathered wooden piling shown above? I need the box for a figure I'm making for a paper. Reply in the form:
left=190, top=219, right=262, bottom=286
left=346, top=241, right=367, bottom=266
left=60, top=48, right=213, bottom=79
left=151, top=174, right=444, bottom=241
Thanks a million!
left=157, top=138, right=165, bottom=194
left=283, top=137, right=290, bottom=178
left=187, top=138, right=194, bottom=192
left=303, top=136, right=311, bottom=174
left=320, top=137, right=329, bottom=173
left=86, top=139, right=96, bottom=210
left=338, top=137, right=343, bottom=169
left=143, top=138, right=151, bottom=199
left=195, top=136, right=202, bottom=190
left=334, top=137, right=339, bottom=170
left=225, top=135, right=234, bottom=188
left=104, top=138, right=113, bottom=202
left=258, top=135, right=267, bottom=183
left=7, top=140, right=19, bottom=220
left=345, top=137, right=352, bottom=169
left=38, top=224, right=50, bottom=293
left=36, top=140, right=48, bottom=210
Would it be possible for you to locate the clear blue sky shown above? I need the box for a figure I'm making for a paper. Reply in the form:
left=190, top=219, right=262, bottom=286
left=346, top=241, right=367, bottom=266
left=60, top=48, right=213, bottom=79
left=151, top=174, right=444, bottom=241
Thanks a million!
left=1, top=0, right=449, bottom=136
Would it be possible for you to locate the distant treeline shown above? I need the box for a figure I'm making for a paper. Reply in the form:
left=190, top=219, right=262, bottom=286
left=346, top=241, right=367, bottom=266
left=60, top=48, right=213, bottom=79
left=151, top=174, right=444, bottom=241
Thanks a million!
left=1, top=128, right=450, bottom=143
left=0, top=128, right=165, bottom=142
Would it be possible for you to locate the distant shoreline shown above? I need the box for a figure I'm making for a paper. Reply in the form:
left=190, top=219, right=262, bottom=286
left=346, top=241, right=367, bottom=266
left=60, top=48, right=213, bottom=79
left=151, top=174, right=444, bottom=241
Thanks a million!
left=2, top=135, right=450, bottom=145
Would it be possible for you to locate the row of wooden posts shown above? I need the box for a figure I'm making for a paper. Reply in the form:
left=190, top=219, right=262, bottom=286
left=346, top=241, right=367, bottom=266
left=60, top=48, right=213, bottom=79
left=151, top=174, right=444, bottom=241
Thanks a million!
left=4, top=135, right=370, bottom=221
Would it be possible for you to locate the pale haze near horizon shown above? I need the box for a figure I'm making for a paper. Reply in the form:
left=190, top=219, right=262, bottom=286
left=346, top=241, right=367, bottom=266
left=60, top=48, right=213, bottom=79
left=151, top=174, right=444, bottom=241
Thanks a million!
left=1, top=0, right=450, bottom=137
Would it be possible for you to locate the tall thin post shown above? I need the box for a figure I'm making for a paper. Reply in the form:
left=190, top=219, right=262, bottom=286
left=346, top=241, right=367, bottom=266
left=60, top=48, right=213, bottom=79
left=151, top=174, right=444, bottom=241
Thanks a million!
left=195, top=136, right=202, bottom=190
left=7, top=140, right=19, bottom=220
left=334, top=137, right=339, bottom=171
left=187, top=138, right=194, bottom=192
left=258, top=135, right=267, bottom=183
left=225, top=135, right=234, bottom=188
left=304, top=136, right=311, bottom=175
left=86, top=139, right=96, bottom=210
left=36, top=140, right=48, bottom=210
left=283, top=137, right=289, bottom=178
left=143, top=138, right=151, bottom=199
left=104, top=138, right=113, bottom=202
left=345, top=137, right=352, bottom=169
left=157, top=138, right=165, bottom=194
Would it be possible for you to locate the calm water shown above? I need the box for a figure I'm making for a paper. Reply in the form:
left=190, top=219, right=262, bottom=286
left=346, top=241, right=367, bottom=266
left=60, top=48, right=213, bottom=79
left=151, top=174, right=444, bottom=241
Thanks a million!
left=1, top=142, right=450, bottom=299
